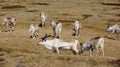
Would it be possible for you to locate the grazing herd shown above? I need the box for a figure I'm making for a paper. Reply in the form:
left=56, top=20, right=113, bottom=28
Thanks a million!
left=0, top=12, right=120, bottom=57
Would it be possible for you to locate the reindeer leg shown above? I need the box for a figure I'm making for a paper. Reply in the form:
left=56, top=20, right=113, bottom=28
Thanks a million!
left=9, top=25, right=13, bottom=32
left=74, top=30, right=77, bottom=37
left=96, top=48, right=99, bottom=56
left=108, top=32, right=112, bottom=38
left=89, top=49, right=93, bottom=57
left=101, top=47, right=104, bottom=56
left=56, top=48, right=59, bottom=54
left=78, top=29, right=80, bottom=36
left=11, top=26, right=14, bottom=31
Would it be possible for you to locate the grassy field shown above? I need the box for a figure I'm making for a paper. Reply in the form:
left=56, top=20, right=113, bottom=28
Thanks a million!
left=0, top=0, right=120, bottom=67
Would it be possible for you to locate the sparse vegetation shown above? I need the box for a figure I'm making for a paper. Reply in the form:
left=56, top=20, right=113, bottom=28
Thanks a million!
left=0, top=0, right=120, bottom=67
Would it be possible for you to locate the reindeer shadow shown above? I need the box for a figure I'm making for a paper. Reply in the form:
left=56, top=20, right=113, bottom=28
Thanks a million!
left=72, top=33, right=76, bottom=36
left=38, top=23, right=42, bottom=27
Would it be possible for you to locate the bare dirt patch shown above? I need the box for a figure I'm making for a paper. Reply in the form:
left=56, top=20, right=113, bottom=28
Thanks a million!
left=107, top=19, right=120, bottom=22
left=30, top=3, right=49, bottom=5
left=1, top=4, right=26, bottom=9
left=82, top=14, right=93, bottom=20
left=0, top=13, right=6, bottom=16
left=102, top=2, right=120, bottom=6
left=25, top=9, right=39, bottom=12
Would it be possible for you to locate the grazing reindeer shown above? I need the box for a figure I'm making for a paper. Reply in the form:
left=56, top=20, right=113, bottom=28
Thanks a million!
left=72, top=21, right=82, bottom=37
left=28, top=24, right=39, bottom=39
left=2, top=17, right=16, bottom=32
left=38, top=37, right=79, bottom=55
left=79, top=37, right=104, bottom=56
left=107, top=24, right=120, bottom=40
left=39, top=12, right=47, bottom=28
left=55, top=22, right=62, bottom=38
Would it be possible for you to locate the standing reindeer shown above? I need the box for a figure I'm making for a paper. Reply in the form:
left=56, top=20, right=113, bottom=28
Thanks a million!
left=51, top=20, right=62, bottom=39
left=55, top=22, right=62, bottom=38
left=51, top=20, right=57, bottom=36
left=79, top=37, right=104, bottom=56
left=2, top=17, right=16, bottom=32
left=39, top=12, right=47, bottom=28
left=72, top=21, right=82, bottom=37
left=28, top=24, right=39, bottom=39
left=38, top=36, right=79, bottom=55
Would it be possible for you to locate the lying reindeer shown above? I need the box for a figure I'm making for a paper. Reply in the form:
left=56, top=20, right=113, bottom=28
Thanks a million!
left=79, top=37, right=104, bottom=56
left=38, top=35, right=79, bottom=55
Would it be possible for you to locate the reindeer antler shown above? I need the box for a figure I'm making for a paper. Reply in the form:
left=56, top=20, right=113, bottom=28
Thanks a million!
left=41, top=34, right=52, bottom=41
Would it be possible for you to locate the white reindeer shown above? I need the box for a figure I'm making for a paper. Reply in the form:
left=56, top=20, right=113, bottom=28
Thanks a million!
left=38, top=38, right=79, bottom=55
left=39, top=12, right=47, bottom=27
left=107, top=24, right=120, bottom=39
left=72, top=21, right=82, bottom=37
left=2, top=17, right=16, bottom=32
left=28, top=24, right=39, bottom=39
left=55, top=22, right=62, bottom=38
left=51, top=20, right=57, bottom=36
left=79, top=37, right=104, bottom=56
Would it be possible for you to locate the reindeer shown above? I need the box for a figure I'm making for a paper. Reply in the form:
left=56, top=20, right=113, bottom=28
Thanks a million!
left=72, top=21, right=82, bottom=37
left=28, top=24, right=39, bottom=39
left=38, top=36, right=79, bottom=55
left=51, top=21, right=62, bottom=39
left=51, top=20, right=57, bottom=36
left=55, top=22, right=62, bottom=38
left=2, top=17, right=16, bottom=32
left=39, top=12, right=47, bottom=28
left=107, top=24, right=120, bottom=40
left=79, top=37, right=104, bottom=56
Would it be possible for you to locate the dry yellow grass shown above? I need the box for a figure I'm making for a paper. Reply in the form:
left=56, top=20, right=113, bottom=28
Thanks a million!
left=0, top=0, right=120, bottom=67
